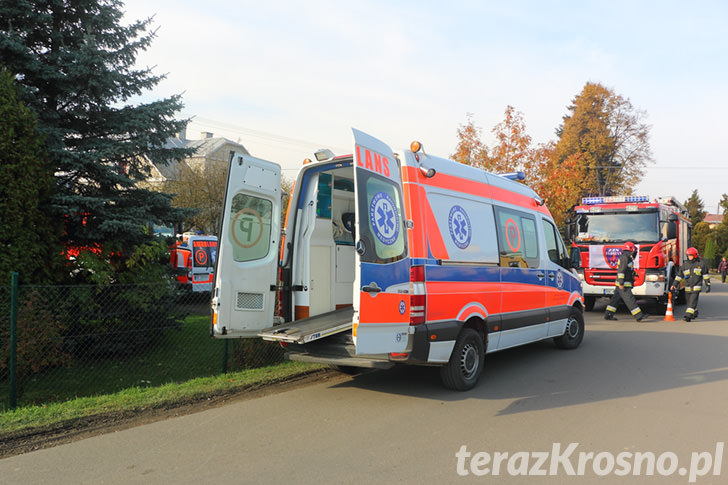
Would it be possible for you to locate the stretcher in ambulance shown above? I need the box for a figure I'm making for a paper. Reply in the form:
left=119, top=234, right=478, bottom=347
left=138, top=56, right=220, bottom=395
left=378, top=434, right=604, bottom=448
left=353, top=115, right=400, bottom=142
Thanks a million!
left=211, top=129, right=584, bottom=390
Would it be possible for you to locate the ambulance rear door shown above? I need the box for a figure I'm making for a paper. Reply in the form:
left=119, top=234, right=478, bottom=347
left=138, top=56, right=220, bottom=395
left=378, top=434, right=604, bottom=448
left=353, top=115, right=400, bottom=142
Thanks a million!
left=352, top=129, right=411, bottom=354
left=211, top=153, right=281, bottom=337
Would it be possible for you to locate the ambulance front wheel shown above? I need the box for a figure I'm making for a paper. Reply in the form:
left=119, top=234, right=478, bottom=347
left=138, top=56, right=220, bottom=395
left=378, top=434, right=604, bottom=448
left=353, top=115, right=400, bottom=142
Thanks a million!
left=554, top=307, right=584, bottom=350
left=440, top=328, right=484, bottom=391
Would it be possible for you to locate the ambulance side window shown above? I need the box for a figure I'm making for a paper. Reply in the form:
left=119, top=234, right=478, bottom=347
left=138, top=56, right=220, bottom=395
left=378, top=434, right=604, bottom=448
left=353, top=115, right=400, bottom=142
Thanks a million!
left=495, top=207, right=539, bottom=268
left=229, top=193, right=273, bottom=263
left=542, top=219, right=568, bottom=267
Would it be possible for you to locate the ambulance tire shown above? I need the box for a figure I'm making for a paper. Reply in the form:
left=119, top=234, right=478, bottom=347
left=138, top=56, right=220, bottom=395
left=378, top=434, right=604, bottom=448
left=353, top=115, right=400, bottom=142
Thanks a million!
left=440, top=328, right=484, bottom=391
left=553, top=307, right=584, bottom=350
left=584, top=296, right=595, bottom=312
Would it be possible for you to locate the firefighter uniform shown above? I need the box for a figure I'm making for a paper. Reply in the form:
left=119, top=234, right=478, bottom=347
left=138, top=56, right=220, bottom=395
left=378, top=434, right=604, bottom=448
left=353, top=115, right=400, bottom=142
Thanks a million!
left=604, top=249, right=646, bottom=321
left=673, top=256, right=711, bottom=321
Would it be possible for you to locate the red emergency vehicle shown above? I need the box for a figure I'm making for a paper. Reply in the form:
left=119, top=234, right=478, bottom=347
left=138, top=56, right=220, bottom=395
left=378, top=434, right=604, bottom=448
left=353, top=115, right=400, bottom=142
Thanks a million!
left=567, top=195, right=692, bottom=310
left=170, top=233, right=218, bottom=293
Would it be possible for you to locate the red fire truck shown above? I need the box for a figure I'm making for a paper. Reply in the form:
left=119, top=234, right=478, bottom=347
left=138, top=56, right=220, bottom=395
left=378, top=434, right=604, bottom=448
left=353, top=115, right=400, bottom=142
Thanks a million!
left=567, top=195, right=692, bottom=311
left=170, top=233, right=218, bottom=292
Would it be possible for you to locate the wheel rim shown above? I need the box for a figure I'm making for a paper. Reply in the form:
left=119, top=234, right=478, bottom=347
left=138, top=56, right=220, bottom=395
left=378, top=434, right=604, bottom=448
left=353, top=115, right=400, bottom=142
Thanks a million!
left=460, top=342, right=479, bottom=378
left=565, top=316, right=580, bottom=339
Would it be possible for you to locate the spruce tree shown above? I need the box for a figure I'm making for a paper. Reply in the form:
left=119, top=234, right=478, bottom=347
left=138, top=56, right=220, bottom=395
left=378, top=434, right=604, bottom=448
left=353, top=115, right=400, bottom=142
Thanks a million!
left=0, top=69, right=64, bottom=283
left=684, top=189, right=706, bottom=226
left=0, top=0, right=191, bottom=262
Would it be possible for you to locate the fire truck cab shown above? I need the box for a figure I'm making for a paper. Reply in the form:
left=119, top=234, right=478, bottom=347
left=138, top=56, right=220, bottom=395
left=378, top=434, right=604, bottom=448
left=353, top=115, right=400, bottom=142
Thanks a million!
left=211, top=129, right=584, bottom=390
left=567, top=195, right=692, bottom=311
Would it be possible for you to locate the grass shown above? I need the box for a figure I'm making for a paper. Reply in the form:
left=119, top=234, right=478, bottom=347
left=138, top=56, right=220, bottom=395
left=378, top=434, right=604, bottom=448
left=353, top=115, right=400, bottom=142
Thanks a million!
left=0, top=361, right=322, bottom=437
left=1, top=309, right=323, bottom=437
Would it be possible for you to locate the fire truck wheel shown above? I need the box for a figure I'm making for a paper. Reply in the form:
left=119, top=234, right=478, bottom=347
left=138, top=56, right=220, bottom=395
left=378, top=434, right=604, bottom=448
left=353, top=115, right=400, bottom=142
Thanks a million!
left=440, top=328, right=484, bottom=391
left=554, top=307, right=585, bottom=350
left=584, top=296, right=595, bottom=312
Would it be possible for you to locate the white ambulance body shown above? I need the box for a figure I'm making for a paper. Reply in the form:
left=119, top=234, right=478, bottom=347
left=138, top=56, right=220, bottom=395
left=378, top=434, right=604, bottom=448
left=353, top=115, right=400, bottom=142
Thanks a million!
left=211, top=129, right=584, bottom=390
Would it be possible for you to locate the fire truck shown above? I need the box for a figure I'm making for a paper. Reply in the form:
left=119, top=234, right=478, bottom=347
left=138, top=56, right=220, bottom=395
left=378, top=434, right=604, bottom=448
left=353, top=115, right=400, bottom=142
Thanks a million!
left=170, top=233, right=218, bottom=292
left=567, top=195, right=692, bottom=311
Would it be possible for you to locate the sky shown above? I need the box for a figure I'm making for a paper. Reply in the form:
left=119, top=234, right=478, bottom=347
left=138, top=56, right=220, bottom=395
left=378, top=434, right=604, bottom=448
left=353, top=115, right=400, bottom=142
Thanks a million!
left=122, top=0, right=728, bottom=213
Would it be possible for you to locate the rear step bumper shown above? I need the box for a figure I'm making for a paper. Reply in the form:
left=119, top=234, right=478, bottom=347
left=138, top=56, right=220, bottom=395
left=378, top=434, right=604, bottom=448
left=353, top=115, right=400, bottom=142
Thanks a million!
left=259, top=307, right=354, bottom=344
left=286, top=352, right=394, bottom=369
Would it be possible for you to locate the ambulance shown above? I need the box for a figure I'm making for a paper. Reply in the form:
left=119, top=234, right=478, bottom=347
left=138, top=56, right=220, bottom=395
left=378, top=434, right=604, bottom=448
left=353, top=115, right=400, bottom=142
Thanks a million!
left=211, top=129, right=584, bottom=390
left=170, top=233, right=218, bottom=292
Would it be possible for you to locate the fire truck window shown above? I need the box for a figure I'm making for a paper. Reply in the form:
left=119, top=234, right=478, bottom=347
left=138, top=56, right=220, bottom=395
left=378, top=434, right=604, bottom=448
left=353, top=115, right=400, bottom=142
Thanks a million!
left=229, top=193, right=273, bottom=263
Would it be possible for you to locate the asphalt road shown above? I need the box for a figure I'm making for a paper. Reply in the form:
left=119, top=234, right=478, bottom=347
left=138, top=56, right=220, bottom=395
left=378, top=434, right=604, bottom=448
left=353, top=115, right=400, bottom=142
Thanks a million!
left=3, top=283, right=728, bottom=484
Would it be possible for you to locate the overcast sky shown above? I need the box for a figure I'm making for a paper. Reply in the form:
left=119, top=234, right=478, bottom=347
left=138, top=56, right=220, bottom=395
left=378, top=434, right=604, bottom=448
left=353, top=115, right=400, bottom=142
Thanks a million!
left=122, top=0, right=728, bottom=213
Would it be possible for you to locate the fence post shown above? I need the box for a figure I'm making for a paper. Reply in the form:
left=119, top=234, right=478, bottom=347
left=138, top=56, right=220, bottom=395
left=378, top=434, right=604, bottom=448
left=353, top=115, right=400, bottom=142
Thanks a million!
left=222, top=338, right=228, bottom=374
left=9, top=272, right=19, bottom=410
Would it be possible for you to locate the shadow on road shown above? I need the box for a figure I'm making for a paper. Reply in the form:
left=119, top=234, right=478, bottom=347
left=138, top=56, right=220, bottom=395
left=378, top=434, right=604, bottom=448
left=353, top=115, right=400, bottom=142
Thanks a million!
left=330, top=285, right=728, bottom=414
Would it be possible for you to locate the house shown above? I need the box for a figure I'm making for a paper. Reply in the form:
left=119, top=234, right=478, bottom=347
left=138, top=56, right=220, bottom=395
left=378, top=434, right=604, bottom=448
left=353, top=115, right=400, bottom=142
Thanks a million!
left=143, top=128, right=250, bottom=188
left=704, top=212, right=723, bottom=229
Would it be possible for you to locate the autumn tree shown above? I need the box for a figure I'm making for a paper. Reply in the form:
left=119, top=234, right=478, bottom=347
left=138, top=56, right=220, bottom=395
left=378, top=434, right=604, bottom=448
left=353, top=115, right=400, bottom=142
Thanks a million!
left=489, top=106, right=534, bottom=176
left=167, top=160, right=228, bottom=235
left=684, top=189, right=706, bottom=226
left=553, top=82, right=652, bottom=198
left=452, top=113, right=489, bottom=168
left=0, top=0, right=191, bottom=274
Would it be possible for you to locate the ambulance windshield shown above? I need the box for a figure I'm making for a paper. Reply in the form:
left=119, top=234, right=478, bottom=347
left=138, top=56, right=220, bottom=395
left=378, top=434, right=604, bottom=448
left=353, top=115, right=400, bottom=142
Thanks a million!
left=574, top=211, right=659, bottom=243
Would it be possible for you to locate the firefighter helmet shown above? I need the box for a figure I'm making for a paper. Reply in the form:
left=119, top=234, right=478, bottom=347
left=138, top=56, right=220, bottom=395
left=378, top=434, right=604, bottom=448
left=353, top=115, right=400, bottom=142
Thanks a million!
left=686, top=247, right=699, bottom=257
left=623, top=241, right=636, bottom=252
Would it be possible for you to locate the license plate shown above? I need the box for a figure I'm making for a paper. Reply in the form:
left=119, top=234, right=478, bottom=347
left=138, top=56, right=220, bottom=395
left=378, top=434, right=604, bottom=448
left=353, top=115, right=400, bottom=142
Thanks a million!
left=603, top=288, right=614, bottom=295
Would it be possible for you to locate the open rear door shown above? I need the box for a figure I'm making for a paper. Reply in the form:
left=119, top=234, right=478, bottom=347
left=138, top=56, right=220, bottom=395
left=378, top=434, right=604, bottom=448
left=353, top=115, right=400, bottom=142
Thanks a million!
left=352, top=129, right=411, bottom=354
left=211, top=153, right=281, bottom=337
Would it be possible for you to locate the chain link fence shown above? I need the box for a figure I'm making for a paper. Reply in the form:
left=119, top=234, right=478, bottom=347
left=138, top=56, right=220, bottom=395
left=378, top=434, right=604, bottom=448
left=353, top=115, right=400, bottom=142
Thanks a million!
left=1, top=278, right=285, bottom=411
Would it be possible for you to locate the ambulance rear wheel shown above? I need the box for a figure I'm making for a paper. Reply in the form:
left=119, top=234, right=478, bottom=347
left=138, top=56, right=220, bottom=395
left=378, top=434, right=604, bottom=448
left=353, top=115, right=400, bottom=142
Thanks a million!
left=554, top=307, right=584, bottom=350
left=440, top=328, right=484, bottom=391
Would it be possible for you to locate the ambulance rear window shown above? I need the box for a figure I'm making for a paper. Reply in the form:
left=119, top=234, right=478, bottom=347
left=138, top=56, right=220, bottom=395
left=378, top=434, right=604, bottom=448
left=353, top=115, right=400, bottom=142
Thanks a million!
left=229, top=193, right=274, bottom=263
left=356, top=173, right=406, bottom=263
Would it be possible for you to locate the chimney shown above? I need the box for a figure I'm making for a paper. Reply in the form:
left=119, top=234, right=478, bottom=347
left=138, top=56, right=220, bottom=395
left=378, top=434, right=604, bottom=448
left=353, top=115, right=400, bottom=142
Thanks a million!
left=201, top=132, right=214, bottom=139
left=176, top=126, right=187, bottom=141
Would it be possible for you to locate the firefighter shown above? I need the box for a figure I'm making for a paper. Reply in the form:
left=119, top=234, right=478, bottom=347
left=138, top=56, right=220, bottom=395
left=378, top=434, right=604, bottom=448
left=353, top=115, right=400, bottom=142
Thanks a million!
left=604, top=241, right=648, bottom=321
left=670, top=247, right=711, bottom=321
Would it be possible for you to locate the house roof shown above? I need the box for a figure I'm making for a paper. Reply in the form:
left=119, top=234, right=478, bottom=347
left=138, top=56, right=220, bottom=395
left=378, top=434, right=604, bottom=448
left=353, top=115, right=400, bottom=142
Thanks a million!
left=704, top=213, right=723, bottom=225
left=151, top=134, right=251, bottom=181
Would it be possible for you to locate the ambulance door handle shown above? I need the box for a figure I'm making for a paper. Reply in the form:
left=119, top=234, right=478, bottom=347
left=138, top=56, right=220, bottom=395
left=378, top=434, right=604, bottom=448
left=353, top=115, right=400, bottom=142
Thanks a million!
left=537, top=272, right=546, bottom=279
left=548, top=272, right=556, bottom=279
left=362, top=283, right=382, bottom=293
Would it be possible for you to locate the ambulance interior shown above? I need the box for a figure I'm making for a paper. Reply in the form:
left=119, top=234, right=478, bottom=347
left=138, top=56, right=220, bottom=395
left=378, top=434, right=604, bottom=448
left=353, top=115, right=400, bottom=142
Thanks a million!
left=291, top=166, right=357, bottom=320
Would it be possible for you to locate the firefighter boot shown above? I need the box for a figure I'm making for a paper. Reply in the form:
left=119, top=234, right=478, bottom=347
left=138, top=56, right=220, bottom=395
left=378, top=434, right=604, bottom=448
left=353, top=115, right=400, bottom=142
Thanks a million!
left=636, top=311, right=649, bottom=322
left=604, top=312, right=618, bottom=321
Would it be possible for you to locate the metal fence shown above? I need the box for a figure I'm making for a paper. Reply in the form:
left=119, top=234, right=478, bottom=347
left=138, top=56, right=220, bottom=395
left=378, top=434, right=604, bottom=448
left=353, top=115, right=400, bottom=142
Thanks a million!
left=1, top=274, right=285, bottom=411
